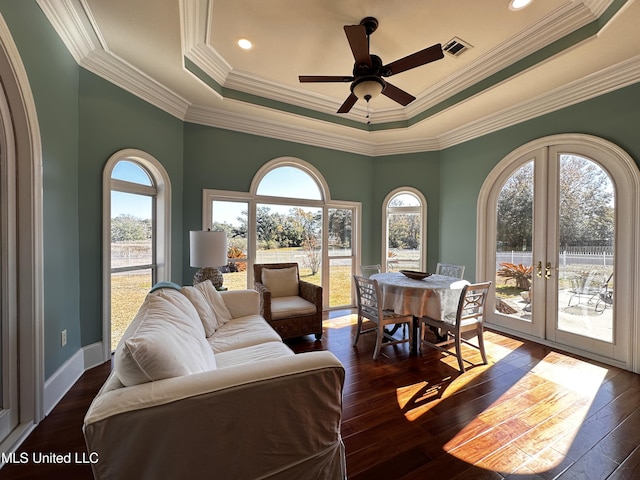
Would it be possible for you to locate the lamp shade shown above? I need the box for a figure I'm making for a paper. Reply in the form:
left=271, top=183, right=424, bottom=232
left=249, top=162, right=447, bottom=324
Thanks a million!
left=190, top=231, right=228, bottom=268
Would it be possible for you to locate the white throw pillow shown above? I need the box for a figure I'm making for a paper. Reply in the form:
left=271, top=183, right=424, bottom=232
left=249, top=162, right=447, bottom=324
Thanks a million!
left=114, top=293, right=216, bottom=387
left=181, top=284, right=220, bottom=336
left=197, top=280, right=233, bottom=326
left=262, top=267, right=299, bottom=298
left=149, top=288, right=207, bottom=338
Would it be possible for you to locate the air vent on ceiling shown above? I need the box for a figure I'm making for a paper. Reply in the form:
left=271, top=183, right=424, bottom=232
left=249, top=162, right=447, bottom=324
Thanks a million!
left=443, top=37, right=472, bottom=57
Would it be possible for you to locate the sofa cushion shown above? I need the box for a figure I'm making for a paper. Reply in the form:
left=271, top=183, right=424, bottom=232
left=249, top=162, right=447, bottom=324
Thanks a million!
left=208, top=315, right=283, bottom=353
left=262, top=266, right=299, bottom=298
left=148, top=288, right=207, bottom=338
left=181, top=283, right=219, bottom=336
left=214, top=341, right=294, bottom=369
left=271, top=295, right=317, bottom=320
left=114, top=293, right=216, bottom=387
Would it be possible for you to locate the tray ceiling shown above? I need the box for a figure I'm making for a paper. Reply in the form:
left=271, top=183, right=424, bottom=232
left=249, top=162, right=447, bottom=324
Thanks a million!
left=37, top=0, right=640, bottom=155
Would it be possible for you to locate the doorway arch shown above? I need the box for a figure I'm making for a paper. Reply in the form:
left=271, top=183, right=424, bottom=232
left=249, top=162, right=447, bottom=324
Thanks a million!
left=0, top=14, right=44, bottom=449
left=478, top=134, right=640, bottom=372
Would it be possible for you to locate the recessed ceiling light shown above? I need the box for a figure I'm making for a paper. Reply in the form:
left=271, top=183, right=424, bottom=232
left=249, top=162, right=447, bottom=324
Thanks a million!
left=509, top=0, right=533, bottom=10
left=236, top=38, right=253, bottom=50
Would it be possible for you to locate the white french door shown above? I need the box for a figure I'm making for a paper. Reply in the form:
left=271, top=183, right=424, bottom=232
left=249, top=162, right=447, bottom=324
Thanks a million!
left=480, top=135, right=639, bottom=368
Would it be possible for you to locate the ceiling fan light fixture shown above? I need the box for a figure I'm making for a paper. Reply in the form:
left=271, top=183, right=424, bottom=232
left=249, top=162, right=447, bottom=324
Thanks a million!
left=352, top=76, right=385, bottom=101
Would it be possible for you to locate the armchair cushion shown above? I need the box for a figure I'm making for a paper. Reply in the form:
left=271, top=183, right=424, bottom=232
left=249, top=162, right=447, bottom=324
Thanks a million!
left=262, top=266, right=299, bottom=297
left=271, top=296, right=317, bottom=320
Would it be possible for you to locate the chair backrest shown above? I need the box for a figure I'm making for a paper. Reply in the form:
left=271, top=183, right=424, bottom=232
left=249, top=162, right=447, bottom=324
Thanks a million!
left=436, top=263, right=465, bottom=279
left=456, top=281, right=492, bottom=325
left=253, top=262, right=300, bottom=284
left=360, top=264, right=381, bottom=278
left=353, top=275, right=382, bottom=322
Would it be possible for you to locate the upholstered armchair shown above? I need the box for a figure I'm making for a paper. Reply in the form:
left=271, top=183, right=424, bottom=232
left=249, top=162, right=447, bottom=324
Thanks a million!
left=253, top=263, right=323, bottom=340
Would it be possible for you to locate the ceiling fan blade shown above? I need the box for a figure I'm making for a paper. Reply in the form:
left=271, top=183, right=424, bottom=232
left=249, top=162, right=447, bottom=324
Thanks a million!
left=382, top=82, right=416, bottom=106
left=344, top=24, right=372, bottom=66
left=337, top=93, right=358, bottom=113
left=382, top=43, right=444, bottom=76
left=299, top=75, right=354, bottom=83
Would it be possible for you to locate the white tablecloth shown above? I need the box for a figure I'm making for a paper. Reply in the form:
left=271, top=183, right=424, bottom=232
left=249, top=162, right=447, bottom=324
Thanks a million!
left=370, top=272, right=468, bottom=320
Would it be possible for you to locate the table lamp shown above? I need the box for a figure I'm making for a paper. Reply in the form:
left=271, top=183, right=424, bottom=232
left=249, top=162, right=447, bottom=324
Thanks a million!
left=190, top=230, right=228, bottom=289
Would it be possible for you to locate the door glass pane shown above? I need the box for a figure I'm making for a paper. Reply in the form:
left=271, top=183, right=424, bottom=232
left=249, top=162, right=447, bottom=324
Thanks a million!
left=212, top=200, right=248, bottom=290
left=557, top=155, right=614, bottom=342
left=328, top=208, right=352, bottom=257
left=329, top=258, right=352, bottom=308
left=111, top=269, right=152, bottom=351
left=495, top=161, right=534, bottom=321
left=328, top=208, right=353, bottom=307
left=255, top=204, right=322, bottom=286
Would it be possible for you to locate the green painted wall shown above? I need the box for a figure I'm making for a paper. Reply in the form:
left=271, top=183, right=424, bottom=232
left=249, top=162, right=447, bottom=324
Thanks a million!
left=438, top=82, right=640, bottom=281
left=182, top=124, right=374, bottom=282
left=78, top=70, right=185, bottom=346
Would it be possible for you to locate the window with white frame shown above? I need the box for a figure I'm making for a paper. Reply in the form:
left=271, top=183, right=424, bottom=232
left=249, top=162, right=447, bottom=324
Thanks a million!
left=202, top=157, right=360, bottom=309
left=382, top=188, right=427, bottom=272
left=103, top=150, right=171, bottom=356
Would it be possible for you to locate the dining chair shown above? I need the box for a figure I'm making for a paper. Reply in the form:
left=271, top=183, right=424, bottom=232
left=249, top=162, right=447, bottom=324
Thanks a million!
left=360, top=264, right=381, bottom=278
left=435, top=263, right=465, bottom=279
left=352, top=275, right=413, bottom=360
left=419, top=281, right=492, bottom=372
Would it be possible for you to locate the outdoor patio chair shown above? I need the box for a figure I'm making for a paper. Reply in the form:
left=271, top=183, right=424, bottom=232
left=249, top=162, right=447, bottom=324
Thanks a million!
left=595, top=273, right=614, bottom=313
left=436, top=263, right=465, bottom=279
left=352, top=275, right=413, bottom=360
left=419, top=281, right=492, bottom=372
left=567, top=271, right=606, bottom=307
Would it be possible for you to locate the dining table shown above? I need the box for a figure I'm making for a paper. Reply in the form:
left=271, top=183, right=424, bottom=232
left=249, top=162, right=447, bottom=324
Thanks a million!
left=370, top=271, right=469, bottom=353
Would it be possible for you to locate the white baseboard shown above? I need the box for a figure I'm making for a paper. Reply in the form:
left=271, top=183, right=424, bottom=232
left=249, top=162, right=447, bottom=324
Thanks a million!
left=83, top=341, right=106, bottom=370
left=43, top=342, right=107, bottom=416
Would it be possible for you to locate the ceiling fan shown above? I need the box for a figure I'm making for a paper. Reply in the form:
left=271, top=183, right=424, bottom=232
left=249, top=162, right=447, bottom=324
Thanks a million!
left=299, top=17, right=444, bottom=114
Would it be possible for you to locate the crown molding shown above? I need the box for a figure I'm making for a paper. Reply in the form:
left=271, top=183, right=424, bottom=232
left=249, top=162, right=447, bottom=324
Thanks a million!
left=185, top=104, right=376, bottom=156
left=36, top=0, right=102, bottom=61
left=438, top=54, right=640, bottom=149
left=38, top=0, right=190, bottom=118
left=82, top=50, right=190, bottom=118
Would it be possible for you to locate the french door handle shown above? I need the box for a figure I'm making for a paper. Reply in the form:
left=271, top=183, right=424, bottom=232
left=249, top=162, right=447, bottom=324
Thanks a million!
left=545, top=262, right=552, bottom=280
left=536, top=261, right=542, bottom=278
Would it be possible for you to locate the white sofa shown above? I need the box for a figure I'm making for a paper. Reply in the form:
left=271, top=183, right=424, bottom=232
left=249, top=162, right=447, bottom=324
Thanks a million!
left=83, top=282, right=346, bottom=480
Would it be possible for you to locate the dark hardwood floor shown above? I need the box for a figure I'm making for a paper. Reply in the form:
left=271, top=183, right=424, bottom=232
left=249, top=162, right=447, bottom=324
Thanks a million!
left=3, top=309, right=640, bottom=479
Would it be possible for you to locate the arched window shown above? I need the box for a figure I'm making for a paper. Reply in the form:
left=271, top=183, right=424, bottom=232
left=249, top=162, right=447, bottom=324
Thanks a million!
left=203, top=157, right=360, bottom=309
left=382, top=188, right=427, bottom=272
left=103, top=149, right=171, bottom=356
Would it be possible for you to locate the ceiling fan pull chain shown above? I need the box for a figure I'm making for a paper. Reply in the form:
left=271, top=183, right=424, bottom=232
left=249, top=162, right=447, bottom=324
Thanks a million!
left=366, top=99, right=371, bottom=125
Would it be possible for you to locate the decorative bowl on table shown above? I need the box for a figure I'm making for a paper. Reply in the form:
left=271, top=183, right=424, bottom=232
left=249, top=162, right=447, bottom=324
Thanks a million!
left=399, top=270, right=432, bottom=280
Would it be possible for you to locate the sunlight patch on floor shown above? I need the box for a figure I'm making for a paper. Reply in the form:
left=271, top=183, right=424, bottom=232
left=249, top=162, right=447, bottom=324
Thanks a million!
left=442, top=352, right=609, bottom=473
left=323, top=313, right=359, bottom=329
